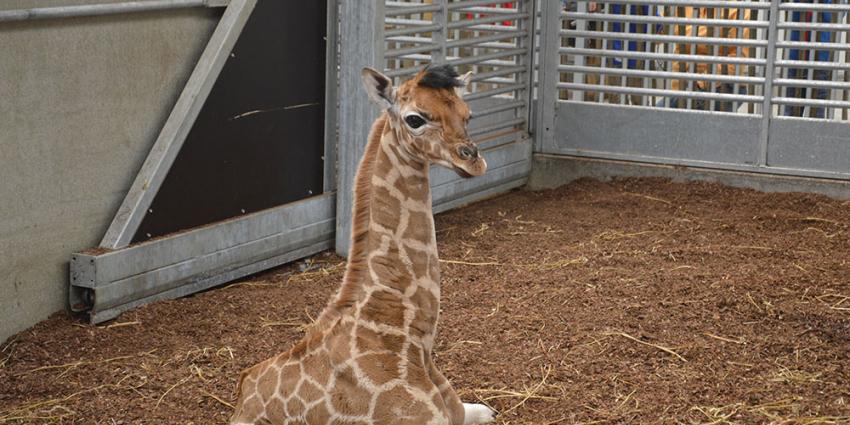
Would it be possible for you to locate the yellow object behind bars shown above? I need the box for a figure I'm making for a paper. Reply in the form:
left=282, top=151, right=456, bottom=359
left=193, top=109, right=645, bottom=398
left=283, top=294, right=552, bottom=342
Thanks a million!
left=671, top=5, right=753, bottom=91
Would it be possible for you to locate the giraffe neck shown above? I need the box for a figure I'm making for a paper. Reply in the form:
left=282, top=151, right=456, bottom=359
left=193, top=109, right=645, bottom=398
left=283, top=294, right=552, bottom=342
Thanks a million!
left=315, top=113, right=441, bottom=349
left=360, top=118, right=441, bottom=346
left=367, top=121, right=435, bottom=257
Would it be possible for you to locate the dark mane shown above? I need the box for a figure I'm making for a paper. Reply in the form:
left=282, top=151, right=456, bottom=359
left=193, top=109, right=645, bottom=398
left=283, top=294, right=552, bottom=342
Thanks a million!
left=418, top=64, right=463, bottom=89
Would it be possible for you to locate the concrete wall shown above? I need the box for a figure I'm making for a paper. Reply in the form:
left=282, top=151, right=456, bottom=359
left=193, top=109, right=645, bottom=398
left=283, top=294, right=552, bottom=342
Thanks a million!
left=0, top=1, right=220, bottom=342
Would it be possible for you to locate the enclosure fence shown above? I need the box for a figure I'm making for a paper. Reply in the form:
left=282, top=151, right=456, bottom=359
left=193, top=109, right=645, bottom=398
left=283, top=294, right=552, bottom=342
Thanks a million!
left=538, top=0, right=850, bottom=182
left=51, top=0, right=850, bottom=324
left=559, top=0, right=850, bottom=121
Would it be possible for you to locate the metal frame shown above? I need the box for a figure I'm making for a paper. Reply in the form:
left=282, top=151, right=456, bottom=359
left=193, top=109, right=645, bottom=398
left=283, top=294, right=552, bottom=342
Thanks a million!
left=70, top=0, right=341, bottom=323
left=758, top=0, right=781, bottom=166
left=71, top=194, right=335, bottom=323
left=323, top=0, right=340, bottom=193
left=0, top=0, right=228, bottom=23
left=100, top=0, right=257, bottom=249
left=536, top=0, right=566, bottom=153
left=335, top=0, right=385, bottom=256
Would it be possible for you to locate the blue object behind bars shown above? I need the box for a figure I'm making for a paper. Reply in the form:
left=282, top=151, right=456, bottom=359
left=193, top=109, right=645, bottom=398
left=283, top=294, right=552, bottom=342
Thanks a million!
left=609, top=5, right=661, bottom=69
left=785, top=0, right=838, bottom=117
left=787, top=0, right=832, bottom=63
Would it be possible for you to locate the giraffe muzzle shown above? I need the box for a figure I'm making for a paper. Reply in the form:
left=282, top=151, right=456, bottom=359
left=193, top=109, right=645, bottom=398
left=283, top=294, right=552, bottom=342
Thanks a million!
left=457, top=144, right=479, bottom=160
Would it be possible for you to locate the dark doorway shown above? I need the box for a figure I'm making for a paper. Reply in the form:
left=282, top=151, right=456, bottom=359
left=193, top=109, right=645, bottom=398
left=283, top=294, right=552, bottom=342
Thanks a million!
left=134, top=0, right=327, bottom=243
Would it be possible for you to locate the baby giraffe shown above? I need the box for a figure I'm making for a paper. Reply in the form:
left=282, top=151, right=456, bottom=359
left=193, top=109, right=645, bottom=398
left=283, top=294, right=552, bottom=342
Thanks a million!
left=231, top=65, right=495, bottom=425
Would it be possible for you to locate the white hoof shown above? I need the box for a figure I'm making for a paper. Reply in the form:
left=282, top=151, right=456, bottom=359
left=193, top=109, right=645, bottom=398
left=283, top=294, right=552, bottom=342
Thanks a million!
left=463, top=403, right=496, bottom=424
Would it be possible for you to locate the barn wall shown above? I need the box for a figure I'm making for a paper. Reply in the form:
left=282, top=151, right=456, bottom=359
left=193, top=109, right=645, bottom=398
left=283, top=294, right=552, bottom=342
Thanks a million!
left=0, top=2, right=219, bottom=342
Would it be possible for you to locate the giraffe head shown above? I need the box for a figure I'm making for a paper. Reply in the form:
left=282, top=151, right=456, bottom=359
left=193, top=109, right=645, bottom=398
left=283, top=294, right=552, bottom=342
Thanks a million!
left=361, top=65, right=487, bottom=178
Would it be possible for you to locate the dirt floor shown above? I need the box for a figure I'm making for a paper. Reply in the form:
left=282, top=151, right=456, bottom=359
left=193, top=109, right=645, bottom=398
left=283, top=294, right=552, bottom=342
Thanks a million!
left=2, top=178, right=850, bottom=424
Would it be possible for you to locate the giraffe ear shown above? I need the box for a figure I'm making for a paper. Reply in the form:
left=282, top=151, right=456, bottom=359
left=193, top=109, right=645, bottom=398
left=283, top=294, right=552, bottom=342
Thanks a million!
left=455, top=71, right=473, bottom=97
left=361, top=67, right=395, bottom=109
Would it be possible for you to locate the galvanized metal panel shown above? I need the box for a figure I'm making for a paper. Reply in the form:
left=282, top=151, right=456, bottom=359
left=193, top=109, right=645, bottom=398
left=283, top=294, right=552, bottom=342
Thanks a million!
left=89, top=240, right=332, bottom=324
left=93, top=218, right=333, bottom=312
left=530, top=154, right=850, bottom=200
left=72, top=194, right=335, bottom=323
left=553, top=101, right=761, bottom=165
left=433, top=178, right=527, bottom=214
left=87, top=194, right=333, bottom=285
left=335, top=0, right=384, bottom=256
left=768, top=117, right=850, bottom=176
left=533, top=0, right=562, bottom=153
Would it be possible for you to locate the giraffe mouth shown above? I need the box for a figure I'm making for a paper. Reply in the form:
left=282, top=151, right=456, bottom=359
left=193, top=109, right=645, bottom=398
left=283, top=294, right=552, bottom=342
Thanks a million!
left=452, top=143, right=486, bottom=178
left=452, top=165, right=474, bottom=179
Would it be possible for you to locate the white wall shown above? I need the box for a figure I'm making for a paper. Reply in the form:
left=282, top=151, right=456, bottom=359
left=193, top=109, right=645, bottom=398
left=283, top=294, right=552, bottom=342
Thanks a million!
left=0, top=1, right=219, bottom=342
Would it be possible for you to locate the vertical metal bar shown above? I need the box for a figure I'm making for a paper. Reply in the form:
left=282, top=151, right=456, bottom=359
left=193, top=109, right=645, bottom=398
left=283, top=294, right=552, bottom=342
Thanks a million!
left=709, top=8, right=719, bottom=112
left=686, top=7, right=697, bottom=110
left=755, top=5, right=766, bottom=115
left=470, top=12, right=481, bottom=91
left=832, top=8, right=848, bottom=121
left=533, top=0, right=560, bottom=152
left=663, top=4, right=673, bottom=108
left=829, top=9, right=841, bottom=120
left=777, top=3, right=788, bottom=118
left=804, top=9, right=816, bottom=118
left=600, top=2, right=610, bottom=104
left=642, top=4, right=653, bottom=107
left=732, top=3, right=744, bottom=114
left=323, top=0, right=339, bottom=192
left=388, top=5, right=396, bottom=77
left=520, top=0, right=536, bottom=134
left=336, top=0, right=384, bottom=256
left=472, top=16, right=480, bottom=94
left=619, top=5, right=628, bottom=106
left=433, top=0, right=447, bottom=63
left=573, top=1, right=587, bottom=101
left=757, top=0, right=780, bottom=167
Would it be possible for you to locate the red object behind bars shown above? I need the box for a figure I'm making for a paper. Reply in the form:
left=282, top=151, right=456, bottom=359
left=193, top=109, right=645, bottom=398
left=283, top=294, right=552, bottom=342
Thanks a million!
left=465, top=2, right=514, bottom=26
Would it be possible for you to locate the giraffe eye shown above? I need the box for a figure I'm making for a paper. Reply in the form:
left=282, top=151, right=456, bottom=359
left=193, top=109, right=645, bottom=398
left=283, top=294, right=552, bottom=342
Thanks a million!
left=404, top=114, right=427, bottom=129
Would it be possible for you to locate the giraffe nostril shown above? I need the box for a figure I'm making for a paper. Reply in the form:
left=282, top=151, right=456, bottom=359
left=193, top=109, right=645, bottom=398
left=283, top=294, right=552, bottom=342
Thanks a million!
left=458, top=144, right=478, bottom=160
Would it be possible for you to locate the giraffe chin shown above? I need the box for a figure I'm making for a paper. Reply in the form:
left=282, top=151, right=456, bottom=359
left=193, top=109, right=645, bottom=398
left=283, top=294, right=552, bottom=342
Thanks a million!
left=452, top=160, right=486, bottom=179
left=452, top=166, right=474, bottom=179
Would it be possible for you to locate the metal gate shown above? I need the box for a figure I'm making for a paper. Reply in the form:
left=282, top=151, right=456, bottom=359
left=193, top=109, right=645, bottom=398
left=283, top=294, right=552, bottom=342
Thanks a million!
left=335, top=0, right=536, bottom=253
left=65, top=0, right=850, bottom=324
left=536, top=0, right=850, bottom=181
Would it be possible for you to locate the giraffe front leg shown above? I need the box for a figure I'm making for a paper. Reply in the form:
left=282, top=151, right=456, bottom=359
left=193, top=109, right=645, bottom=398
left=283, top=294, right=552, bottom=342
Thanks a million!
left=428, top=362, right=495, bottom=425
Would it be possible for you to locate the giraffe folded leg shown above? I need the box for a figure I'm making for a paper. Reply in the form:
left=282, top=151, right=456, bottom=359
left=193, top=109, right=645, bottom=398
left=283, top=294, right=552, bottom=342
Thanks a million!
left=462, top=403, right=496, bottom=424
